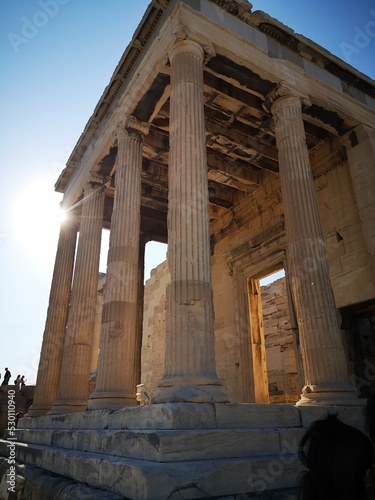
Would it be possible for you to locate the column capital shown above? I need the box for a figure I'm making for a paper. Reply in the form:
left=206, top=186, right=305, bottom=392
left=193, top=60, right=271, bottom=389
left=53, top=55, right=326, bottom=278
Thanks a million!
left=82, top=173, right=110, bottom=197
left=169, top=23, right=215, bottom=64
left=116, top=115, right=149, bottom=142
left=263, top=81, right=311, bottom=114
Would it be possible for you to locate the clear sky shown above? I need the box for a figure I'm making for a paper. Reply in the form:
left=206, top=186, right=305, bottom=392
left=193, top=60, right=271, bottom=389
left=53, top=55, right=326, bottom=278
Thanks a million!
left=0, top=0, right=374, bottom=385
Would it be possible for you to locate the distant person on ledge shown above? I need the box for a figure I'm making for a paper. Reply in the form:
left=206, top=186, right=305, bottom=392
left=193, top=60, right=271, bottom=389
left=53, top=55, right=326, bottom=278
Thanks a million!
left=2, top=367, right=11, bottom=385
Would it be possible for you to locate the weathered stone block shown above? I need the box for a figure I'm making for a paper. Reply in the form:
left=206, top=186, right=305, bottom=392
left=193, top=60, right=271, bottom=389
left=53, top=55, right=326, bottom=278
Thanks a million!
left=298, top=405, right=365, bottom=428
left=214, top=403, right=301, bottom=428
left=107, top=403, right=216, bottom=430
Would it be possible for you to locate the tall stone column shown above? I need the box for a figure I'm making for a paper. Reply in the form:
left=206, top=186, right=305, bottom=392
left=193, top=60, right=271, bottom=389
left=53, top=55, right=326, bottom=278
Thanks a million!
left=49, top=174, right=106, bottom=414
left=269, top=83, right=359, bottom=405
left=154, top=39, right=229, bottom=403
left=27, top=214, right=78, bottom=416
left=88, top=117, right=148, bottom=410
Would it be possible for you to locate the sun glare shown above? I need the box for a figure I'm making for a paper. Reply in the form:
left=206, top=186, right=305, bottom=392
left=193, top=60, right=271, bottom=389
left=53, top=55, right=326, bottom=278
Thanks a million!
left=57, top=208, right=67, bottom=224
left=13, top=177, right=63, bottom=267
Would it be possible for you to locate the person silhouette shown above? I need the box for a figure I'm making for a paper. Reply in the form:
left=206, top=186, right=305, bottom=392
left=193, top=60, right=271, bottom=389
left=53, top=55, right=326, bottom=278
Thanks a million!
left=2, top=368, right=11, bottom=385
left=365, top=396, right=375, bottom=496
left=298, top=413, right=373, bottom=500
left=365, top=396, right=375, bottom=444
left=19, top=375, right=26, bottom=390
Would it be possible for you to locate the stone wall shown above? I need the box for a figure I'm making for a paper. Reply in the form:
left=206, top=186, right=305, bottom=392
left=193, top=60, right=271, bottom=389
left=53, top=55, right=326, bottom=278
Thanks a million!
left=139, top=137, right=374, bottom=404
left=141, top=260, right=170, bottom=397
left=208, top=137, right=374, bottom=402
left=261, top=278, right=299, bottom=403
left=0, top=386, right=34, bottom=437
left=141, top=264, right=300, bottom=403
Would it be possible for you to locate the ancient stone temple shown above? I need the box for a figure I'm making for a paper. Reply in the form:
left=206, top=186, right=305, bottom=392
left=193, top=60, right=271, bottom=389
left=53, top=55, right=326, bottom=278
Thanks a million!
left=1, top=0, right=375, bottom=498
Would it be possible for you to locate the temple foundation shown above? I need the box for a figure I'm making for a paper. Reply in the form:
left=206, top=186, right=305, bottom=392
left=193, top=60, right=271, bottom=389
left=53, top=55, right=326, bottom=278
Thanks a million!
left=0, top=403, right=366, bottom=499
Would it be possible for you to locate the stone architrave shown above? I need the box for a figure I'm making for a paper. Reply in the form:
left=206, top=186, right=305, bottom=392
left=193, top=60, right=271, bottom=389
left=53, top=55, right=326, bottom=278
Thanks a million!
left=27, top=214, right=78, bottom=416
left=269, top=83, right=359, bottom=406
left=49, top=174, right=107, bottom=414
left=154, top=39, right=229, bottom=403
left=88, top=117, right=148, bottom=410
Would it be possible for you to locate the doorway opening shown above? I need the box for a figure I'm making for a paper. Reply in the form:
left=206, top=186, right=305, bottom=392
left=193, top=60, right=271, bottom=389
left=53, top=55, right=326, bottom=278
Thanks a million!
left=144, top=241, right=167, bottom=282
left=341, top=300, right=375, bottom=399
left=248, top=267, right=300, bottom=404
left=140, top=241, right=168, bottom=399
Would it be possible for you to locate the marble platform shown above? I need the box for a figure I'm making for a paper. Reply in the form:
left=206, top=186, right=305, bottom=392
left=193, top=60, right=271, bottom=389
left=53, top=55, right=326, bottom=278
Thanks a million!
left=0, top=403, right=366, bottom=499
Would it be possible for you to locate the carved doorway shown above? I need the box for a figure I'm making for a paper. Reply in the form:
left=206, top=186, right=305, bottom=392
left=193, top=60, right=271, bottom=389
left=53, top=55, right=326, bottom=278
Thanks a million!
left=342, top=300, right=375, bottom=398
left=247, top=267, right=302, bottom=404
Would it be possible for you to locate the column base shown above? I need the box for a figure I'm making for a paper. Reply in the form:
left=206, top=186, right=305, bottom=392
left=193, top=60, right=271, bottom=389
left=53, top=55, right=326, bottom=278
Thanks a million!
left=153, top=384, right=230, bottom=404
left=48, top=399, right=88, bottom=415
left=26, top=404, right=51, bottom=417
left=296, top=385, right=362, bottom=407
left=88, top=390, right=138, bottom=410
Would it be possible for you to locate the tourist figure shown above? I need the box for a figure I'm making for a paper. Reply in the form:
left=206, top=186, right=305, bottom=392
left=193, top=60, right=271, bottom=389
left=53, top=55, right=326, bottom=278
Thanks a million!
left=298, top=414, right=373, bottom=500
left=19, top=375, right=26, bottom=388
left=15, top=411, right=24, bottom=428
left=14, top=374, right=21, bottom=388
left=2, top=367, right=11, bottom=385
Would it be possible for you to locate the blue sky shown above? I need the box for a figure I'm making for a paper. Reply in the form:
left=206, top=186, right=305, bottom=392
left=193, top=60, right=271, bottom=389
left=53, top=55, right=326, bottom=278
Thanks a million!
left=0, top=0, right=374, bottom=385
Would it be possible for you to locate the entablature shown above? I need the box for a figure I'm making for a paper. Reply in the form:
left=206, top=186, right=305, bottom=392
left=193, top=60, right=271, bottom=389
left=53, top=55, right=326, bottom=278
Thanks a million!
left=57, top=0, right=375, bottom=235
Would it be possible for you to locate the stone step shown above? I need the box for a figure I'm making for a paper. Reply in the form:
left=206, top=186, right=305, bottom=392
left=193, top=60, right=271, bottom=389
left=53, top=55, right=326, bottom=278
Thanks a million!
left=3, top=404, right=366, bottom=498
left=10, top=426, right=305, bottom=462
left=18, top=403, right=301, bottom=431
left=17, top=402, right=365, bottom=432
left=0, top=438, right=304, bottom=499
left=0, top=457, right=124, bottom=500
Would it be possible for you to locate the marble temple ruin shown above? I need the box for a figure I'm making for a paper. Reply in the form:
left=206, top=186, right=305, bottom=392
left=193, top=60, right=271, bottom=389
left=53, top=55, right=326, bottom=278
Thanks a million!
left=1, top=0, right=375, bottom=498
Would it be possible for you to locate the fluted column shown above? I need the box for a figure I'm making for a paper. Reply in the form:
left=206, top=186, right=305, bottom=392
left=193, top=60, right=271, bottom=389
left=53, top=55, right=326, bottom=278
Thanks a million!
left=154, top=39, right=229, bottom=403
left=49, top=174, right=106, bottom=414
left=88, top=117, right=148, bottom=410
left=270, top=83, right=359, bottom=405
left=27, top=214, right=78, bottom=416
